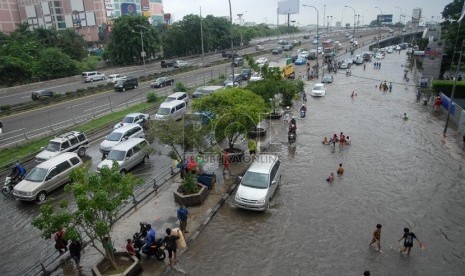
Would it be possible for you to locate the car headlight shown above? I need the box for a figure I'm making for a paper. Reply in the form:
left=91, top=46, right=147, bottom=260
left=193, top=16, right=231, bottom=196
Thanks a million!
left=257, top=197, right=266, bottom=204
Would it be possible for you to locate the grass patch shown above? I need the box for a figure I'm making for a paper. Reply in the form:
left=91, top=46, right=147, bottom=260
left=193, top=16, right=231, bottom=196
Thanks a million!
left=0, top=102, right=158, bottom=170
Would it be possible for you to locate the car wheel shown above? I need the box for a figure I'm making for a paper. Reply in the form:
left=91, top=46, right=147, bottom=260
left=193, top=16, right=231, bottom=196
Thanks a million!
left=90, top=79, right=94, bottom=83
left=143, top=155, right=149, bottom=164
left=36, top=191, right=47, bottom=202
left=77, top=147, right=86, bottom=157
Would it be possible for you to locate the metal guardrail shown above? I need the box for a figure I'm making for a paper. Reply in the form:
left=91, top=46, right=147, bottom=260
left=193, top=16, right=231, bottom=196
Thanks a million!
left=21, top=165, right=176, bottom=276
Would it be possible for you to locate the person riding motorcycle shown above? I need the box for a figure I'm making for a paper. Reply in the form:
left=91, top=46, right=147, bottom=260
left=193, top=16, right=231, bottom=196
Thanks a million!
left=290, top=116, right=296, bottom=127
left=300, top=104, right=307, bottom=117
left=9, top=162, right=26, bottom=183
left=142, top=224, right=156, bottom=254
left=288, top=123, right=297, bottom=135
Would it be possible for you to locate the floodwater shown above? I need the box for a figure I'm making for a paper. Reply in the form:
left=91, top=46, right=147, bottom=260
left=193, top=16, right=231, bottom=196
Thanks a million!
left=174, top=53, right=465, bottom=275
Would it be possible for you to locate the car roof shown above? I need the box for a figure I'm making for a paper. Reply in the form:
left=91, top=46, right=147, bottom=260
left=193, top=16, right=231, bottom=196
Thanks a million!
left=159, top=100, right=186, bottom=108
left=111, top=138, right=146, bottom=151
left=111, top=123, right=141, bottom=133
left=35, top=152, right=80, bottom=168
left=50, top=131, right=84, bottom=142
left=167, top=92, right=187, bottom=97
left=314, top=83, right=325, bottom=86
left=125, top=112, right=145, bottom=117
left=247, top=154, right=279, bottom=173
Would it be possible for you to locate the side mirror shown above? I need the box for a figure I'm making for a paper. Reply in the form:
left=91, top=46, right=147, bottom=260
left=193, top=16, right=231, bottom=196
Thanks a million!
left=40, top=146, right=45, bottom=150
left=271, top=180, right=276, bottom=185
left=237, top=176, right=243, bottom=182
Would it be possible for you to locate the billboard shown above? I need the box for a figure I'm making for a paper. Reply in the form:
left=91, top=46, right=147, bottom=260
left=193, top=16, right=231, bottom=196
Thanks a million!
left=278, top=0, right=299, bottom=15
left=412, top=8, right=421, bottom=23
left=141, top=0, right=150, bottom=11
left=121, top=3, right=137, bottom=15
left=377, top=14, right=393, bottom=23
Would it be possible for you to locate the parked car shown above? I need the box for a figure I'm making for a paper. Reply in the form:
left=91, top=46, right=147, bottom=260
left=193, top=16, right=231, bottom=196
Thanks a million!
left=283, top=44, right=293, bottom=51
left=222, top=50, right=232, bottom=57
left=161, top=60, right=175, bottom=68
left=174, top=60, right=189, bottom=68
left=240, top=68, right=252, bottom=80
left=224, top=74, right=243, bottom=86
left=107, top=74, right=127, bottom=84
left=256, top=57, right=268, bottom=66
left=114, top=77, right=138, bottom=92
left=303, top=35, right=310, bottom=39
left=13, top=152, right=83, bottom=202
left=292, top=40, right=301, bottom=46
left=233, top=57, right=244, bottom=67
left=339, top=61, right=352, bottom=69
left=310, top=83, right=326, bottom=97
left=165, top=92, right=189, bottom=105
left=278, top=39, right=287, bottom=45
left=374, top=53, right=385, bottom=59
left=272, top=48, right=283, bottom=55
left=35, top=131, right=88, bottom=162
left=151, top=77, right=174, bottom=88
left=295, top=57, right=307, bottom=65
left=114, top=112, right=150, bottom=129
left=100, top=124, right=145, bottom=156
left=300, top=50, right=309, bottom=59
left=321, top=75, right=334, bottom=84
left=155, top=100, right=187, bottom=121
left=192, top=86, right=224, bottom=98
left=97, top=138, right=150, bottom=174
left=255, top=45, right=264, bottom=51
left=249, top=72, right=263, bottom=82
left=354, top=54, right=364, bottom=65
left=234, top=154, right=281, bottom=211
left=82, top=71, right=105, bottom=82
left=31, top=89, right=54, bottom=101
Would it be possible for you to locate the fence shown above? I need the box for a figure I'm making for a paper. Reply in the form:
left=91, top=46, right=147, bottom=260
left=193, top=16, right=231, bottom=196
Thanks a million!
left=21, top=165, right=175, bottom=276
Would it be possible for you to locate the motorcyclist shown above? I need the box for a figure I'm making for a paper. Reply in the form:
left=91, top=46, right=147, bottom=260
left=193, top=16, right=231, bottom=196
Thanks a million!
left=290, top=116, right=296, bottom=127
left=142, top=224, right=156, bottom=254
left=9, top=162, right=26, bottom=182
left=300, top=104, right=307, bottom=117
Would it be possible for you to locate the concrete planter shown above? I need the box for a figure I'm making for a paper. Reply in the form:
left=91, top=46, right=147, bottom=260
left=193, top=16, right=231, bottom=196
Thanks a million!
left=91, top=252, right=141, bottom=276
left=248, top=127, right=266, bottom=138
left=268, top=112, right=282, bottom=119
left=173, top=184, right=209, bottom=207
left=222, top=148, right=245, bottom=163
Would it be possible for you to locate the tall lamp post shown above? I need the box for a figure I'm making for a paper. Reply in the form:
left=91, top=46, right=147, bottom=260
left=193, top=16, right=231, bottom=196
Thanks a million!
left=344, top=5, right=356, bottom=45
left=134, top=24, right=149, bottom=67
left=302, top=4, right=319, bottom=70
left=228, top=0, right=234, bottom=81
left=395, top=6, right=403, bottom=25
left=375, top=6, right=383, bottom=48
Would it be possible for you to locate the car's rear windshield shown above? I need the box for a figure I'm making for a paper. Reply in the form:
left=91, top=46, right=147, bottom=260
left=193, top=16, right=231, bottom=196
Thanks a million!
left=45, top=141, right=61, bottom=152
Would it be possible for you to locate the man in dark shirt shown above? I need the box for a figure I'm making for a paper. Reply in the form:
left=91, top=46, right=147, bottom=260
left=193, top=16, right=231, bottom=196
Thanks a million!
left=163, top=228, right=180, bottom=267
left=69, top=240, right=82, bottom=274
left=399, top=227, right=423, bottom=255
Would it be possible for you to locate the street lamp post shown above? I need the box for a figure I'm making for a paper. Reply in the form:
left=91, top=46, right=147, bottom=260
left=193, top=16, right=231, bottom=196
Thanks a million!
left=228, top=0, right=234, bottom=82
left=134, top=24, right=149, bottom=67
left=345, top=5, right=356, bottom=45
left=395, top=6, right=403, bottom=25
left=375, top=7, right=383, bottom=48
left=302, top=4, right=319, bottom=70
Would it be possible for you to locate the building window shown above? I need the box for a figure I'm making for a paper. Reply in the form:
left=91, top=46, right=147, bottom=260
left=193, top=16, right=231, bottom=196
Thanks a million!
left=55, top=8, right=62, bottom=14
left=56, top=15, right=63, bottom=21
left=54, top=1, right=61, bottom=7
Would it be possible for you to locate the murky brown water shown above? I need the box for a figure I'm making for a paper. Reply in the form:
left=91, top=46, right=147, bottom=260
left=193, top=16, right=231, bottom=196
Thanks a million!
left=173, top=53, right=465, bottom=275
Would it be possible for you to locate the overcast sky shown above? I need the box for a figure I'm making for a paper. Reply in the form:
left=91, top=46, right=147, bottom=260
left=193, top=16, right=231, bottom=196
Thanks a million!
left=163, top=0, right=451, bottom=26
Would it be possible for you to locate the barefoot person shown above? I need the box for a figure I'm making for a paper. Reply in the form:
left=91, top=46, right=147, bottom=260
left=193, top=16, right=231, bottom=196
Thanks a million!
left=399, top=227, right=423, bottom=255
left=326, top=172, right=334, bottom=182
left=369, top=224, right=382, bottom=251
left=322, top=137, right=329, bottom=145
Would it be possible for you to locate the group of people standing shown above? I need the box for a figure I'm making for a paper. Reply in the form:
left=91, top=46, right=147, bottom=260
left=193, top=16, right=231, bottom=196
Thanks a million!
left=378, top=81, right=392, bottom=92
left=322, top=132, right=351, bottom=147
left=53, top=229, right=82, bottom=274
left=373, top=61, right=382, bottom=69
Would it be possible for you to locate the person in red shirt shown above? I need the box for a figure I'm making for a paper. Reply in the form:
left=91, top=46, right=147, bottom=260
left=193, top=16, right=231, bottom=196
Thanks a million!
left=222, top=150, right=232, bottom=176
left=126, top=239, right=140, bottom=259
left=434, top=96, right=442, bottom=113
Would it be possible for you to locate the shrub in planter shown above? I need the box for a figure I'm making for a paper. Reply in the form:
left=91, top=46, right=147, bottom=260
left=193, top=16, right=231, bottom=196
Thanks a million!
left=146, top=92, right=158, bottom=103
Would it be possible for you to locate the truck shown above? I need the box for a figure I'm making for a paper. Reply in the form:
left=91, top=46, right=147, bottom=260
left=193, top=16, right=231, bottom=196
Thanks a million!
left=322, top=40, right=335, bottom=59
left=268, top=58, right=295, bottom=80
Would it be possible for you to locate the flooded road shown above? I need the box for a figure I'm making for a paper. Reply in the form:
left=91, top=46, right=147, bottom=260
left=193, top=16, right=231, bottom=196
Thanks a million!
left=175, top=53, right=465, bottom=275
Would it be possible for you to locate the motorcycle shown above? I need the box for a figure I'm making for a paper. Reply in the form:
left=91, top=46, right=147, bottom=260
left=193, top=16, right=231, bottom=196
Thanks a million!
left=288, top=132, right=296, bottom=145
left=2, top=175, right=24, bottom=195
left=300, top=109, right=306, bottom=118
left=132, top=222, right=166, bottom=261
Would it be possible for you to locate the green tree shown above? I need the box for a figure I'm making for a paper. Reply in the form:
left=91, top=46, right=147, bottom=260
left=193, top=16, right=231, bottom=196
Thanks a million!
left=32, top=163, right=141, bottom=271
left=0, top=56, right=32, bottom=85
left=106, top=15, right=161, bottom=65
left=56, top=28, right=87, bottom=61
left=33, top=47, right=78, bottom=80
left=192, top=88, right=267, bottom=150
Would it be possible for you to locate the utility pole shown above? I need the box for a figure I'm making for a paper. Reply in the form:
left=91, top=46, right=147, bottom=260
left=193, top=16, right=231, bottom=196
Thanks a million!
left=200, top=6, right=204, bottom=67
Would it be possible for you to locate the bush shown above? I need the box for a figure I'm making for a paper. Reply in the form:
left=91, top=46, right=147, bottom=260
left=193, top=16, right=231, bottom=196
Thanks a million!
left=432, top=80, right=465, bottom=99
left=174, top=82, right=187, bottom=92
left=181, top=173, right=199, bottom=194
left=0, top=105, right=11, bottom=113
left=146, top=92, right=158, bottom=103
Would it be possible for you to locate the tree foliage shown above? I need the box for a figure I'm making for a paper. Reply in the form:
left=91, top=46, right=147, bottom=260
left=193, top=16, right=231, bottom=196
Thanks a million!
left=440, top=0, right=465, bottom=74
left=34, top=48, right=79, bottom=80
left=192, top=88, right=267, bottom=150
left=32, top=164, right=141, bottom=271
left=106, top=15, right=161, bottom=66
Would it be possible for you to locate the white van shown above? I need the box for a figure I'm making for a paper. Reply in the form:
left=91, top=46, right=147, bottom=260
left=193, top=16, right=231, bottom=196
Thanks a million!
left=234, top=154, right=281, bottom=211
left=13, top=152, right=83, bottom=202
left=165, top=92, right=189, bottom=105
left=155, top=100, right=187, bottom=121
left=100, top=124, right=145, bottom=156
left=192, top=86, right=224, bottom=98
left=97, top=138, right=150, bottom=174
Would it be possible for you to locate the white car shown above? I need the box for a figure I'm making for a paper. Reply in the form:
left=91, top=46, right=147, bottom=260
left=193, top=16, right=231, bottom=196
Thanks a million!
left=317, top=47, right=323, bottom=54
left=174, top=60, right=189, bottom=68
left=374, top=53, right=385, bottom=59
left=386, top=47, right=394, bottom=54
left=107, top=74, right=127, bottom=84
left=249, top=72, right=263, bottom=82
left=300, top=50, right=309, bottom=59
left=114, top=112, right=150, bottom=129
left=310, top=83, right=326, bottom=97
left=256, top=57, right=268, bottom=67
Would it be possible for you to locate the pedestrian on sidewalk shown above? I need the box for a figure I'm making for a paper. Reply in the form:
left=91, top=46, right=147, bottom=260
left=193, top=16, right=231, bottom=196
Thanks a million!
left=248, top=138, right=257, bottom=157
left=369, top=224, right=382, bottom=252
left=54, top=229, right=68, bottom=255
left=434, top=96, right=442, bottom=113
left=399, top=227, right=423, bottom=255
left=336, top=163, right=344, bottom=177
left=69, top=239, right=82, bottom=274
left=163, top=228, right=180, bottom=267
left=222, top=150, right=232, bottom=176
left=177, top=205, right=190, bottom=234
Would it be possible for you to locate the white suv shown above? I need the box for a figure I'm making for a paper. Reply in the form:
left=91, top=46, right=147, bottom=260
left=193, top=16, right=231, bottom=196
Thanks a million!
left=36, top=131, right=89, bottom=162
left=82, top=71, right=106, bottom=82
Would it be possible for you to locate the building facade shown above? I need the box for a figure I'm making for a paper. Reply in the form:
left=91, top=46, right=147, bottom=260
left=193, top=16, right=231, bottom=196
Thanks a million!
left=0, top=0, right=165, bottom=41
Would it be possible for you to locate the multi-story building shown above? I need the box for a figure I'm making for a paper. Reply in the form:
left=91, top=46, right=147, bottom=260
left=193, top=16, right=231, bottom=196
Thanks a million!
left=0, top=0, right=165, bottom=41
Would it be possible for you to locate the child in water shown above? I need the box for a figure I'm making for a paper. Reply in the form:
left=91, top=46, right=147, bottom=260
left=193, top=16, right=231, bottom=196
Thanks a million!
left=322, top=137, right=329, bottom=145
left=403, top=113, right=408, bottom=120
left=326, top=172, right=334, bottom=182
